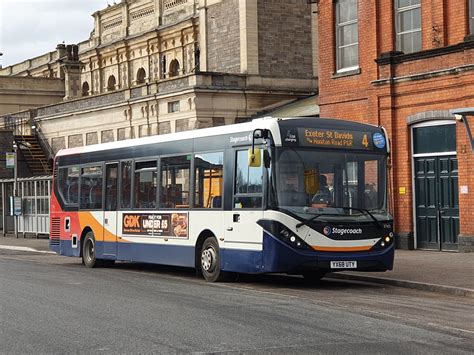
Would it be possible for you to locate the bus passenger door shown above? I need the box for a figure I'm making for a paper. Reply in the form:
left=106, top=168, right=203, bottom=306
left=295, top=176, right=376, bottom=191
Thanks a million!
left=223, top=149, right=264, bottom=271
left=103, top=163, right=118, bottom=258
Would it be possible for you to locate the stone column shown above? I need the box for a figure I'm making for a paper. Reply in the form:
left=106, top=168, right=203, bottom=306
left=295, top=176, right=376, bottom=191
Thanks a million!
left=239, top=0, right=259, bottom=75
left=61, top=45, right=82, bottom=100
left=198, top=0, right=208, bottom=72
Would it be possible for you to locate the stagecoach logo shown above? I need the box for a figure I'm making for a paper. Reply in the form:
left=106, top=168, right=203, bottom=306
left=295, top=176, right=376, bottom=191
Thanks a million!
left=284, top=130, right=297, bottom=143
left=323, top=226, right=363, bottom=236
left=323, top=226, right=332, bottom=236
left=230, top=133, right=253, bottom=144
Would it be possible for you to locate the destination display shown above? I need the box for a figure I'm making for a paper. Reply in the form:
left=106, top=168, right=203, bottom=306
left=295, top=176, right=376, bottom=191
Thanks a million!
left=122, top=212, right=188, bottom=238
left=296, top=128, right=386, bottom=150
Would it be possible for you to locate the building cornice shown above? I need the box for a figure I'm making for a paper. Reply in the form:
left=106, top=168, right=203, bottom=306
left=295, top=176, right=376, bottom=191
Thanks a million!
left=80, top=14, right=198, bottom=56
left=371, top=64, right=474, bottom=86
left=375, top=39, right=474, bottom=66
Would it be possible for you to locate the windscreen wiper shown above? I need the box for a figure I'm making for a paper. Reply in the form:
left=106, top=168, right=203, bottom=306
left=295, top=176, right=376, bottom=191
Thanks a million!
left=330, top=206, right=383, bottom=229
left=295, top=212, right=344, bottom=229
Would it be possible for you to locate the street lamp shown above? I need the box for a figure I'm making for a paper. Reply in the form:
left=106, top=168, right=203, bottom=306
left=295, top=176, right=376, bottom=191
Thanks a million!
left=450, top=108, right=474, bottom=152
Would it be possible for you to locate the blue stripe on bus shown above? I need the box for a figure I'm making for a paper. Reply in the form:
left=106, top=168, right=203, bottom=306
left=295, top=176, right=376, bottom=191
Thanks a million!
left=221, top=248, right=263, bottom=273
left=120, top=242, right=195, bottom=268
left=52, top=232, right=393, bottom=273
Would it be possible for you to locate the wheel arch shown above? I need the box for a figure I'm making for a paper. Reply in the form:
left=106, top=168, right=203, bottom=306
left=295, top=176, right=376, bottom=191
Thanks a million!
left=80, top=226, right=93, bottom=257
left=195, top=229, right=217, bottom=269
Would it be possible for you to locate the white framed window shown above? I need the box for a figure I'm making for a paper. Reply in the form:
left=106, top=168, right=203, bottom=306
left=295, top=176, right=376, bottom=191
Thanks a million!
left=168, top=101, right=180, bottom=113
left=395, top=0, right=422, bottom=53
left=470, top=0, right=474, bottom=35
left=335, top=0, right=359, bottom=72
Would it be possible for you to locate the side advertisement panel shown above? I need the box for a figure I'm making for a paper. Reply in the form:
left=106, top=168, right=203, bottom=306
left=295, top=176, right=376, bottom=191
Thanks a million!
left=122, top=213, right=188, bottom=238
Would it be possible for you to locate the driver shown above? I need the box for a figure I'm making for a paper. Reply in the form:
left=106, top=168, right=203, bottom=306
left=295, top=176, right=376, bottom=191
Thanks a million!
left=311, top=175, right=331, bottom=207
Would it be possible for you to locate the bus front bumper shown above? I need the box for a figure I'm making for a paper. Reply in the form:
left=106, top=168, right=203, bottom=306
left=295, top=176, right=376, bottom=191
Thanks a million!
left=262, top=232, right=395, bottom=274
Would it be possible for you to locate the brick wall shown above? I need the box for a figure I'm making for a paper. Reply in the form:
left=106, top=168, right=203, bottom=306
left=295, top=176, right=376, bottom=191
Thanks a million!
left=207, top=0, right=241, bottom=74
left=457, top=116, right=474, bottom=244
left=318, top=0, right=474, bottom=248
left=257, top=0, right=313, bottom=79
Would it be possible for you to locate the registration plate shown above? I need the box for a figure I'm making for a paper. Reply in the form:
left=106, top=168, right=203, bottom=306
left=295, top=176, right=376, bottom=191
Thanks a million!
left=330, top=261, right=357, bottom=269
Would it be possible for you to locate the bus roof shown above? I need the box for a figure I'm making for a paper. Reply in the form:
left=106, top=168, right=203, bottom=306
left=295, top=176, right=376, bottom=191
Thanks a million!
left=55, top=116, right=383, bottom=158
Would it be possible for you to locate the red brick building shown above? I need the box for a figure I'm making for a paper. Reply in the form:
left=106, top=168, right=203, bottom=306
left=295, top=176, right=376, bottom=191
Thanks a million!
left=317, top=0, right=474, bottom=251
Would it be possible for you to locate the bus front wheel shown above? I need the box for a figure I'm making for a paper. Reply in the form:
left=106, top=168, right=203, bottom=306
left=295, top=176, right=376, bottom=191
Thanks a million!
left=200, top=237, right=228, bottom=282
left=82, top=232, right=100, bottom=268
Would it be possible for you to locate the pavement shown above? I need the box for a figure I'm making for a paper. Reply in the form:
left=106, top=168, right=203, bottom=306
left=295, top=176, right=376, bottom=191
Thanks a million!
left=1, top=233, right=473, bottom=298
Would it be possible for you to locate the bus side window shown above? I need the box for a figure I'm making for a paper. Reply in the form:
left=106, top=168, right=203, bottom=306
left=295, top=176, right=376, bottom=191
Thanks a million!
left=194, top=152, right=223, bottom=209
left=80, top=166, right=103, bottom=210
left=58, top=167, right=79, bottom=205
left=134, top=160, right=157, bottom=209
left=120, top=161, right=132, bottom=209
left=234, top=150, right=263, bottom=209
left=160, top=155, right=190, bottom=209
left=105, top=164, right=118, bottom=211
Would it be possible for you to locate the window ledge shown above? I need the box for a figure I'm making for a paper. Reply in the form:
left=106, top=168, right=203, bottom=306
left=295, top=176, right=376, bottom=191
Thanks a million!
left=332, top=67, right=361, bottom=79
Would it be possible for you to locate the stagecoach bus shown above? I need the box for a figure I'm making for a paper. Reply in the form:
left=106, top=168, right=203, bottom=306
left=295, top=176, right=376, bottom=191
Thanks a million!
left=49, top=117, right=394, bottom=282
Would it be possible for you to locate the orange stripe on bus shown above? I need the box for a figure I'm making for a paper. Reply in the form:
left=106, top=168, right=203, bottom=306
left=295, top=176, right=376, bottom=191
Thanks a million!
left=311, top=245, right=372, bottom=252
left=78, top=212, right=124, bottom=243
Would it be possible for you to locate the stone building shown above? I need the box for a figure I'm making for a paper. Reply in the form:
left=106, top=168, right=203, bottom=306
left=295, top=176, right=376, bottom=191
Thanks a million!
left=316, top=0, right=474, bottom=252
left=0, top=0, right=318, bottom=155
left=0, top=76, right=64, bottom=116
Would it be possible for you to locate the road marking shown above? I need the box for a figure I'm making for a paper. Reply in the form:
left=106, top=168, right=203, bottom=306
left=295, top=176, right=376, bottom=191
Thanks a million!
left=0, top=245, right=55, bottom=254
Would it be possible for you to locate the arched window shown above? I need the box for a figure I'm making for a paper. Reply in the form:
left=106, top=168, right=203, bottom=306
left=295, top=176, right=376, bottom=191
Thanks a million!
left=82, top=82, right=90, bottom=96
left=107, top=75, right=116, bottom=91
left=169, top=59, right=180, bottom=78
left=136, top=68, right=146, bottom=84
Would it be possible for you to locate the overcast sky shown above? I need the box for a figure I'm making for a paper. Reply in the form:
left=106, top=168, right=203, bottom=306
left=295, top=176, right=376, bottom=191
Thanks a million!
left=0, top=0, right=110, bottom=67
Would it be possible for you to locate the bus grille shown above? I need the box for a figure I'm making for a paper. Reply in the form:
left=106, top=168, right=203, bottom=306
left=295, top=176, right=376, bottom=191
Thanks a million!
left=50, top=217, right=60, bottom=245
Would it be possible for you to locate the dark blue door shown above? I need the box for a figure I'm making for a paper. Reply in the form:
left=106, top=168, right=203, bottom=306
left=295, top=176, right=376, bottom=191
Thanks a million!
left=414, top=156, right=459, bottom=250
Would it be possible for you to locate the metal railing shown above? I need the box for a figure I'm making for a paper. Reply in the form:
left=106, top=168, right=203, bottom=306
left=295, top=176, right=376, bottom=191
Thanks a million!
left=0, top=113, right=32, bottom=135
left=33, top=119, right=55, bottom=164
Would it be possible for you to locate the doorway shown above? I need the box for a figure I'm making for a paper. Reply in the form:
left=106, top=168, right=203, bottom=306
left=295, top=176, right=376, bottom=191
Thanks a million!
left=412, top=122, right=459, bottom=251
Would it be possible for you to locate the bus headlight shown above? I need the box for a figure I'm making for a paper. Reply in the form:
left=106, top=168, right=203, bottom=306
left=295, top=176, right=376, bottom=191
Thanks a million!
left=257, top=220, right=311, bottom=250
left=279, top=228, right=309, bottom=250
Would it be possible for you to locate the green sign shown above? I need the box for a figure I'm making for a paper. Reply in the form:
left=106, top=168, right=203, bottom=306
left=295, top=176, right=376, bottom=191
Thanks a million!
left=5, top=152, right=15, bottom=169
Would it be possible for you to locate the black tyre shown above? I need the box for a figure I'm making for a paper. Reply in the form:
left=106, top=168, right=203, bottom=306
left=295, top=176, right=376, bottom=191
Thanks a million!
left=200, top=237, right=228, bottom=282
left=302, top=270, right=326, bottom=284
left=82, top=232, right=101, bottom=268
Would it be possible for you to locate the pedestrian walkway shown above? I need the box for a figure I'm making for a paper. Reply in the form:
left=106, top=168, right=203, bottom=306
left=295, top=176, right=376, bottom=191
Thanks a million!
left=334, top=249, right=474, bottom=298
left=1, top=234, right=473, bottom=297
left=0, top=234, right=50, bottom=252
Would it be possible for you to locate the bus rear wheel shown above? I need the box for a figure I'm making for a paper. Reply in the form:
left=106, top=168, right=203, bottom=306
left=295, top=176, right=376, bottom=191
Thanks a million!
left=82, top=232, right=100, bottom=268
left=200, top=237, right=228, bottom=282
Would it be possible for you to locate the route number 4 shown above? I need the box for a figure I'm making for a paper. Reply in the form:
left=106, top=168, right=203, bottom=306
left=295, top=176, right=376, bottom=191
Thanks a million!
left=362, top=134, right=369, bottom=148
